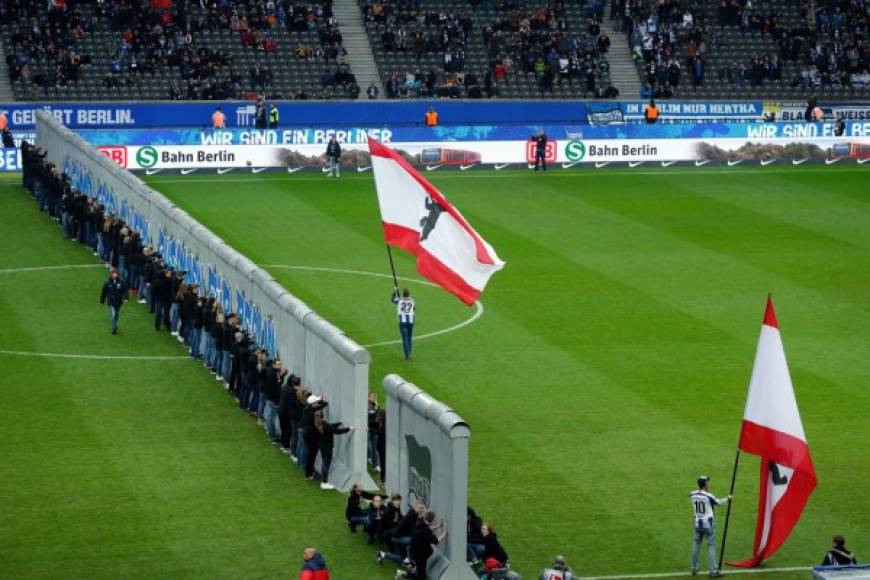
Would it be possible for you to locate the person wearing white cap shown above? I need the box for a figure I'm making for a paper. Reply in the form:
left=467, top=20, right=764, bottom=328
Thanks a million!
left=302, top=395, right=329, bottom=480
left=540, top=555, right=574, bottom=580
left=689, top=475, right=731, bottom=577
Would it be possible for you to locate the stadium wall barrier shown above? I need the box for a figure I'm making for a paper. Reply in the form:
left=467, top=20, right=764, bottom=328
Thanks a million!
left=383, top=374, right=476, bottom=580
left=52, top=121, right=870, bottom=171
left=36, top=111, right=377, bottom=492
left=6, top=100, right=870, bottom=130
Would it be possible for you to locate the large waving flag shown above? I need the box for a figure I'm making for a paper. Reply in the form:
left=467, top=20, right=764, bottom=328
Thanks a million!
left=368, top=137, right=504, bottom=305
left=731, top=296, right=817, bottom=567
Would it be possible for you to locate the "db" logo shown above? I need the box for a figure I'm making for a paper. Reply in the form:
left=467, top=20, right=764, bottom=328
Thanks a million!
left=526, top=140, right=557, bottom=163
left=98, top=147, right=128, bottom=168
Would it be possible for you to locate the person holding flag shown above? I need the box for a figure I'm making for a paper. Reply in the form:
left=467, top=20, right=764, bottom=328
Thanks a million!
left=689, top=475, right=731, bottom=577
left=391, top=287, right=415, bottom=360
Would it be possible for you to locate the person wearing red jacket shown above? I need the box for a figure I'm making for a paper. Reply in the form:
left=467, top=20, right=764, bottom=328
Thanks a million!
left=299, top=548, right=330, bottom=580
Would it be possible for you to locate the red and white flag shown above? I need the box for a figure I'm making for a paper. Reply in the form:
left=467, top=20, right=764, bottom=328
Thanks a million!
left=731, top=296, right=817, bottom=567
left=368, top=138, right=504, bottom=305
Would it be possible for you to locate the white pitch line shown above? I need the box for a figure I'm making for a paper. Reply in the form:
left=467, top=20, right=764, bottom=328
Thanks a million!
left=144, top=167, right=867, bottom=185
left=0, top=264, right=187, bottom=361
left=261, top=264, right=483, bottom=347
left=0, top=349, right=188, bottom=361
left=0, top=263, right=102, bottom=274
left=575, top=566, right=812, bottom=579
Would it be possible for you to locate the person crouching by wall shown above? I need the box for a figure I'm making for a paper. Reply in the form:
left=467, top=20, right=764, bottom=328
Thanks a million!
left=347, top=482, right=377, bottom=533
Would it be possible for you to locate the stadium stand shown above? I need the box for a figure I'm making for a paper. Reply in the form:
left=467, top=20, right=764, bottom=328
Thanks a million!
left=358, top=0, right=622, bottom=99
left=2, top=0, right=359, bottom=102
left=621, top=0, right=870, bottom=100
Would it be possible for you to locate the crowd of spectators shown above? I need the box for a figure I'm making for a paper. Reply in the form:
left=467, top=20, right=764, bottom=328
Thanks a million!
left=363, top=0, right=618, bottom=98
left=4, top=0, right=93, bottom=90
left=622, top=0, right=708, bottom=98
left=4, top=0, right=355, bottom=100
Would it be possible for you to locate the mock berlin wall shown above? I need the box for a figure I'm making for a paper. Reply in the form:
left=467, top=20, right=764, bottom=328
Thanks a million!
left=384, top=374, right=476, bottom=580
left=36, top=111, right=376, bottom=492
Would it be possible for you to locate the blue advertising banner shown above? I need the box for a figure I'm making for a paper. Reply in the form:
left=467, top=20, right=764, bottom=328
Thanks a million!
left=71, top=120, right=869, bottom=147
left=3, top=100, right=865, bottom=138
left=2, top=101, right=590, bottom=130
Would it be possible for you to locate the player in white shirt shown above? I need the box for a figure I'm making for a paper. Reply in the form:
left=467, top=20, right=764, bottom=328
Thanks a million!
left=391, top=288, right=415, bottom=360
left=689, top=475, right=731, bottom=577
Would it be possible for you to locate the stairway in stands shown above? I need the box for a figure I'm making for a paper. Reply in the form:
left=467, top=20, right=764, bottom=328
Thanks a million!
left=0, top=41, right=15, bottom=102
left=332, top=0, right=385, bottom=98
left=600, top=4, right=642, bottom=98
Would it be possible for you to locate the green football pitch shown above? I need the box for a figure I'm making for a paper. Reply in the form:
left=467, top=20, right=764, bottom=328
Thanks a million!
left=1, top=166, right=868, bottom=579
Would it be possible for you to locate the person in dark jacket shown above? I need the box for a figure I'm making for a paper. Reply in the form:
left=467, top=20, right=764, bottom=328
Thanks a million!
left=466, top=507, right=485, bottom=562
left=325, top=136, right=341, bottom=177
left=481, top=522, right=509, bottom=567
left=400, top=511, right=447, bottom=579
left=346, top=482, right=377, bottom=532
left=366, top=495, right=387, bottom=544
left=821, top=534, right=858, bottom=565
left=303, top=395, right=329, bottom=479
left=367, top=392, right=380, bottom=468
left=379, top=499, right=425, bottom=565
left=279, top=374, right=301, bottom=453
left=291, top=383, right=309, bottom=465
left=374, top=408, right=387, bottom=485
left=313, top=410, right=352, bottom=490
left=189, top=295, right=204, bottom=359
left=263, top=357, right=285, bottom=443
left=379, top=493, right=405, bottom=545
left=299, top=547, right=330, bottom=580
left=152, top=269, right=173, bottom=331
left=99, top=268, right=127, bottom=334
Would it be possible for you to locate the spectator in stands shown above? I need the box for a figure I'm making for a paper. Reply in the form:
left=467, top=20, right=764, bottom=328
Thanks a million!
left=367, top=82, right=379, bottom=99
left=821, top=535, right=858, bottom=566
left=540, top=555, right=575, bottom=579
left=212, top=107, right=226, bottom=129
left=100, top=268, right=128, bottom=335
left=0, top=110, right=7, bottom=132
left=299, top=547, right=330, bottom=580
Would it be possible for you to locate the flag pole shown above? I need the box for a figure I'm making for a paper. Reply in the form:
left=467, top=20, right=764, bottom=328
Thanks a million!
left=719, top=448, right=741, bottom=568
left=386, top=244, right=399, bottom=291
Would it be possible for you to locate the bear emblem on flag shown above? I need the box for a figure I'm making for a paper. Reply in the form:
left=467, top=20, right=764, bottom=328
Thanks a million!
left=419, top=196, right=443, bottom=242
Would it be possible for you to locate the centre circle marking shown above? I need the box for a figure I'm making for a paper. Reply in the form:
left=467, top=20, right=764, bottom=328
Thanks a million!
left=260, top=264, right=484, bottom=347
left=0, top=263, right=483, bottom=357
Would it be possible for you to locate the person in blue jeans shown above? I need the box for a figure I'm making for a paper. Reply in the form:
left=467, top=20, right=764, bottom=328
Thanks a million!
left=391, top=288, right=415, bottom=360
left=99, top=268, right=127, bottom=334
left=689, top=475, right=731, bottom=577
left=346, top=483, right=378, bottom=532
